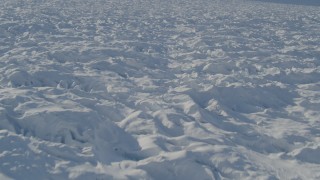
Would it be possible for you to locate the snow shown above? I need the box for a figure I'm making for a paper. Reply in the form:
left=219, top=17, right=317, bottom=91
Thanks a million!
left=0, top=0, right=320, bottom=179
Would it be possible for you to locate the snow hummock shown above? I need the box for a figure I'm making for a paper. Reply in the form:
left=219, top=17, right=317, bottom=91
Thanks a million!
left=1, top=0, right=320, bottom=179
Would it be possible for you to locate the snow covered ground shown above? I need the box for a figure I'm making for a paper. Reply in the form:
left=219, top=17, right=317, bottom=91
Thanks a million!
left=0, top=0, right=320, bottom=179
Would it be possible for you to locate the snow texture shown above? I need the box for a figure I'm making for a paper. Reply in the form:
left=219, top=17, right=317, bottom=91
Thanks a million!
left=0, top=0, right=320, bottom=179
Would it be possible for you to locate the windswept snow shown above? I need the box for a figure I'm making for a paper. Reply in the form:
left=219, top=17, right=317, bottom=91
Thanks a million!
left=0, top=0, right=320, bottom=179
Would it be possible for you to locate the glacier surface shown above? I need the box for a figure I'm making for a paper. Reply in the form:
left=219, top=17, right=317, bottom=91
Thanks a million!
left=0, top=0, right=320, bottom=179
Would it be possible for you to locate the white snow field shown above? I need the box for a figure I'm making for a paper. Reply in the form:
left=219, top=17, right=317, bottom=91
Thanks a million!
left=0, top=0, right=320, bottom=179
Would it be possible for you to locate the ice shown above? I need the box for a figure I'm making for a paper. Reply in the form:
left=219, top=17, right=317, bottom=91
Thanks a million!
left=0, top=0, right=320, bottom=179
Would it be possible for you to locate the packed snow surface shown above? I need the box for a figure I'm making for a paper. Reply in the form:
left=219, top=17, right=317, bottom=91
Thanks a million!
left=0, top=0, right=320, bottom=179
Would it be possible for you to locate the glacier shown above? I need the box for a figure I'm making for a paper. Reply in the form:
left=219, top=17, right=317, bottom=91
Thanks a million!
left=0, top=0, right=320, bottom=179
